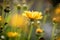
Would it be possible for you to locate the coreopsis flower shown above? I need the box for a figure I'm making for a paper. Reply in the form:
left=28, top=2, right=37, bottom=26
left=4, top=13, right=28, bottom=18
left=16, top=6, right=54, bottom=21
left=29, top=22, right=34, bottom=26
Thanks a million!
left=56, top=37, right=60, bottom=40
left=0, top=16, right=2, bottom=21
left=9, top=13, right=30, bottom=27
left=7, top=32, right=19, bottom=38
left=22, top=11, right=43, bottom=20
left=55, top=7, right=60, bottom=15
left=36, top=28, right=43, bottom=34
left=0, top=16, right=5, bottom=25
left=53, top=17, right=60, bottom=23
left=36, top=28, right=43, bottom=36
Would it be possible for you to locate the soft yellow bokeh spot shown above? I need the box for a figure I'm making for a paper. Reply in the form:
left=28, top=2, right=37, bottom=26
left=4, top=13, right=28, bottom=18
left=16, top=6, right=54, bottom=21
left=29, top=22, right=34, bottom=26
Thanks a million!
left=56, top=37, right=60, bottom=40
left=7, top=32, right=19, bottom=38
left=9, top=13, right=29, bottom=27
left=55, top=7, right=60, bottom=15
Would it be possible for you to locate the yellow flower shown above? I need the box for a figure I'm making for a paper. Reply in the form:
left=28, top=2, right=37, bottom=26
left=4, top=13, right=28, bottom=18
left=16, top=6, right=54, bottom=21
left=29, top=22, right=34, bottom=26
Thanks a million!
left=9, top=13, right=29, bottom=27
left=22, top=11, right=43, bottom=20
left=53, top=17, right=60, bottom=23
left=0, top=16, right=2, bottom=21
left=56, top=37, right=60, bottom=40
left=7, top=32, right=19, bottom=37
left=0, top=16, right=5, bottom=24
left=36, top=28, right=43, bottom=33
left=55, top=7, right=60, bottom=15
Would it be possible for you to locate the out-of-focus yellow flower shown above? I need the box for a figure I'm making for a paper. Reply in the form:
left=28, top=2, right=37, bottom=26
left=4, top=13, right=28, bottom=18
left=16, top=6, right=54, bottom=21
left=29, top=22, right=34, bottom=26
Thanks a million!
left=36, top=28, right=43, bottom=33
left=7, top=32, right=19, bottom=37
left=56, top=37, right=60, bottom=40
left=0, top=16, right=2, bottom=21
left=22, top=11, right=43, bottom=20
left=0, top=16, right=5, bottom=24
left=53, top=17, right=60, bottom=23
left=55, top=7, right=60, bottom=15
left=9, top=13, right=29, bottom=27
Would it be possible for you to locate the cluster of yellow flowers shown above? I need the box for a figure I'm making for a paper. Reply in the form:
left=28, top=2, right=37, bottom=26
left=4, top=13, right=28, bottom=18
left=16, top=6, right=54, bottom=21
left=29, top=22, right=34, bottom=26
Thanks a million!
left=22, top=11, right=43, bottom=20
left=4, top=11, right=43, bottom=38
left=7, top=32, right=19, bottom=37
left=8, top=11, right=43, bottom=27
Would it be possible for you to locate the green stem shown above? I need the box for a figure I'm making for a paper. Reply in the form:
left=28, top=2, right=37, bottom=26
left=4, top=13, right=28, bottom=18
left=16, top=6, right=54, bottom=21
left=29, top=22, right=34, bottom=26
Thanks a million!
left=18, top=28, right=22, bottom=40
left=9, top=38, right=12, bottom=40
left=43, top=15, right=48, bottom=24
left=51, top=23, right=57, bottom=40
left=2, top=0, right=5, bottom=18
left=28, top=22, right=33, bottom=40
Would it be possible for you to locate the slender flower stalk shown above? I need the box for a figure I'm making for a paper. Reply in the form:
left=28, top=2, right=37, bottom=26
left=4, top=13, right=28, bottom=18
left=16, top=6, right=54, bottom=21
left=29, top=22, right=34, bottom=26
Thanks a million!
left=16, top=28, right=21, bottom=40
left=43, top=15, right=48, bottom=24
left=43, top=8, right=49, bottom=24
left=9, top=38, right=12, bottom=40
left=51, top=23, right=57, bottom=40
left=28, top=21, right=34, bottom=40
left=51, top=17, right=60, bottom=40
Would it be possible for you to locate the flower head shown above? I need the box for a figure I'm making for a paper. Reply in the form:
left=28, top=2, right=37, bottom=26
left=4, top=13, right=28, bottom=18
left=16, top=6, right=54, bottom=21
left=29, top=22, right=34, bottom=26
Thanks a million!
left=36, top=28, right=43, bottom=33
left=56, top=37, right=60, bottom=40
left=22, top=11, right=43, bottom=20
left=54, top=6, right=60, bottom=15
left=7, top=32, right=19, bottom=38
left=9, top=13, right=30, bottom=27
left=17, top=4, right=21, bottom=10
left=0, top=16, right=5, bottom=25
left=53, top=17, right=60, bottom=23
left=0, top=16, right=2, bottom=21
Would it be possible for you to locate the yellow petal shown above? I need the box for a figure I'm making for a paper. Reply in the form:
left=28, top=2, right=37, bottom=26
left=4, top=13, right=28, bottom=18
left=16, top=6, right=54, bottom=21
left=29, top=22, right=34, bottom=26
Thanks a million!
left=36, top=28, right=43, bottom=33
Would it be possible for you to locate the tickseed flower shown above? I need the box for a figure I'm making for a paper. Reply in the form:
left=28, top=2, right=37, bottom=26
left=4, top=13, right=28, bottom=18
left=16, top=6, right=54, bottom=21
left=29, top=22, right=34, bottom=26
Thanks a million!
left=36, top=28, right=43, bottom=33
left=56, top=37, right=60, bottom=40
left=53, top=17, right=60, bottom=23
left=54, top=6, right=60, bottom=15
left=0, top=16, right=5, bottom=24
left=0, top=16, right=2, bottom=21
left=22, top=11, right=43, bottom=20
left=9, top=13, right=30, bottom=27
left=7, top=32, right=19, bottom=38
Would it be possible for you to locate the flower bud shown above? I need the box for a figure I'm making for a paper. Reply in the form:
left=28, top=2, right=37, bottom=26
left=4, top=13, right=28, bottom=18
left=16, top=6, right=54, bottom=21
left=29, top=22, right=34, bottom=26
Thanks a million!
left=23, top=4, right=28, bottom=10
left=17, top=4, right=21, bottom=10
left=4, top=5, right=10, bottom=13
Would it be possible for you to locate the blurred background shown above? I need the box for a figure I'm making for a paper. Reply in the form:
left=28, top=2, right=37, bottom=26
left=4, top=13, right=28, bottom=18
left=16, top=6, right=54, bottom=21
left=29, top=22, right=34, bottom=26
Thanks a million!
left=0, top=0, right=60, bottom=15
left=0, top=0, right=60, bottom=40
